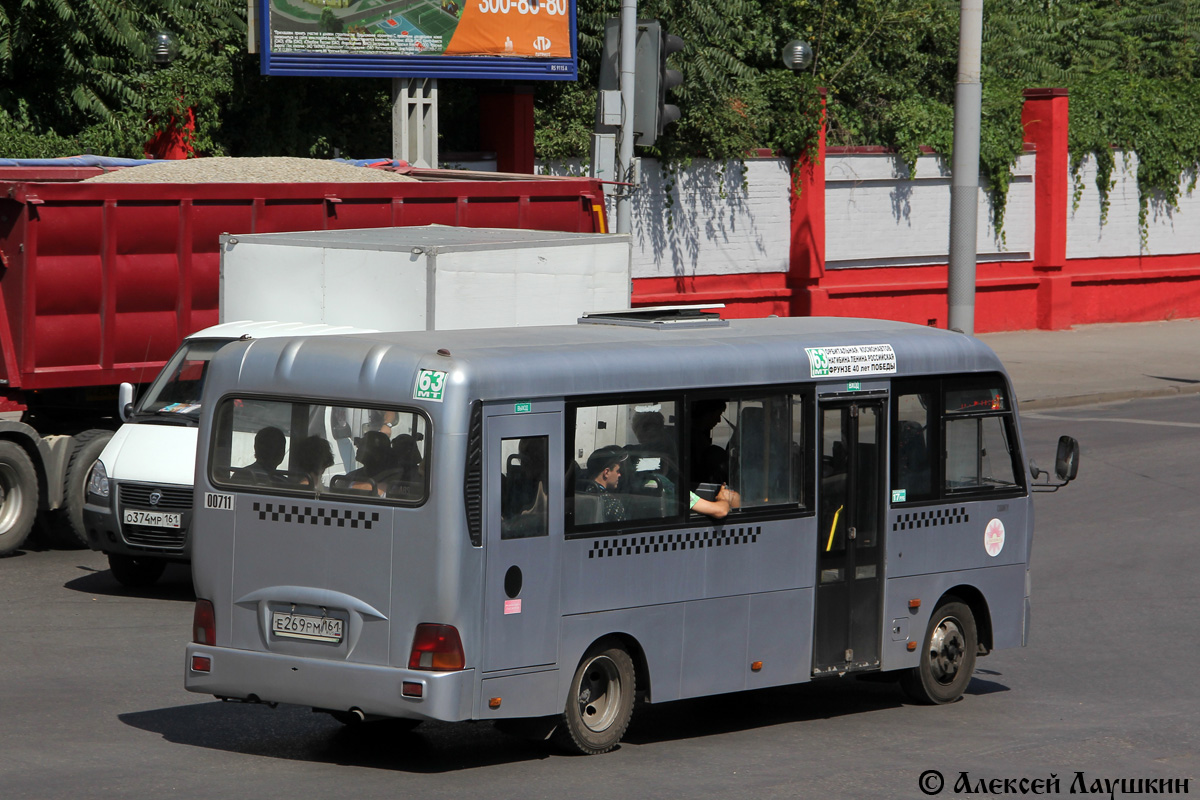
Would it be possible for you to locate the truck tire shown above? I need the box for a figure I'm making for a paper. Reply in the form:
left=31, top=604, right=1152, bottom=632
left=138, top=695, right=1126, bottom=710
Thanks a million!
left=47, top=429, right=113, bottom=550
left=0, top=440, right=39, bottom=556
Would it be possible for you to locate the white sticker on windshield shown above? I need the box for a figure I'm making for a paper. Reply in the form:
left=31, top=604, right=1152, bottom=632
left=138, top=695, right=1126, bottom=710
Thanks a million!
left=806, top=344, right=897, bottom=378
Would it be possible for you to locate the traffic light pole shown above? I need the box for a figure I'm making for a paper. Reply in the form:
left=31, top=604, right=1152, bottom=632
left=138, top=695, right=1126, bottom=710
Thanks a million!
left=615, top=0, right=637, bottom=234
left=947, top=0, right=983, bottom=334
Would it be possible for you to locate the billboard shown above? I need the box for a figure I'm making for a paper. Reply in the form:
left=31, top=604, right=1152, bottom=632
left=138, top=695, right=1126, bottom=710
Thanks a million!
left=258, top=0, right=577, bottom=79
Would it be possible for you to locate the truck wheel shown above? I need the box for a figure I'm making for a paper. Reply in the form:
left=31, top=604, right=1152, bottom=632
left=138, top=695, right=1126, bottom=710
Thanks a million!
left=108, top=553, right=167, bottom=588
left=0, top=441, right=38, bottom=557
left=553, top=639, right=636, bottom=755
left=47, top=429, right=113, bottom=549
left=900, top=599, right=978, bottom=705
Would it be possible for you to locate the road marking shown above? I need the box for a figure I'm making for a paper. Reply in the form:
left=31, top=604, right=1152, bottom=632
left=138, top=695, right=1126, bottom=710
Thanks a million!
left=1024, top=413, right=1200, bottom=429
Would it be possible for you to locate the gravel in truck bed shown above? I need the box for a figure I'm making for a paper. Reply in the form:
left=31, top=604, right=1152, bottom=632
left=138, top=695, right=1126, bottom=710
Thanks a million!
left=82, top=157, right=417, bottom=183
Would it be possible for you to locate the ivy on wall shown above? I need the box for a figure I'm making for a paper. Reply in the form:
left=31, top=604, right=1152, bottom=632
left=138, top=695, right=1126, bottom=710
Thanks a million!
left=3, top=0, right=1200, bottom=243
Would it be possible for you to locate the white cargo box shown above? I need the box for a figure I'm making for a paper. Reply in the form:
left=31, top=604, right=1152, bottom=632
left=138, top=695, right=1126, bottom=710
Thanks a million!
left=218, top=225, right=631, bottom=330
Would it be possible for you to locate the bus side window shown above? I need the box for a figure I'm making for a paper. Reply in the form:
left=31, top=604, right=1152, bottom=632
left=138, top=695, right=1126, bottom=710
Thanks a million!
left=569, top=399, right=680, bottom=528
left=893, top=392, right=935, bottom=503
left=501, top=436, right=548, bottom=539
left=727, top=393, right=806, bottom=510
left=944, top=384, right=1021, bottom=493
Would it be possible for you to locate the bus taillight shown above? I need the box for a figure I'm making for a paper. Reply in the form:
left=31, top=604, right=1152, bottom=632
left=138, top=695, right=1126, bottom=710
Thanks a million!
left=193, top=599, right=216, bottom=645
left=408, top=624, right=465, bottom=671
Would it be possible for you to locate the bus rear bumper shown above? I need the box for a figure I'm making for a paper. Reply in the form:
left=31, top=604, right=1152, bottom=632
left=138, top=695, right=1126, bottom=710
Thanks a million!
left=184, top=644, right=475, bottom=722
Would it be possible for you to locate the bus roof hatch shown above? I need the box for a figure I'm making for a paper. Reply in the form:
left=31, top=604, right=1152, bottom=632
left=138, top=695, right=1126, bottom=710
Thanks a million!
left=578, top=305, right=729, bottom=330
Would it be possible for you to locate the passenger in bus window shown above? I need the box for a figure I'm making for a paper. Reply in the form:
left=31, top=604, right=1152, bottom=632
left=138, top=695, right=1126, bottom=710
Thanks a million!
left=369, top=409, right=403, bottom=435
left=689, top=399, right=730, bottom=486
left=293, top=435, right=335, bottom=490
left=583, top=446, right=629, bottom=522
left=233, top=426, right=286, bottom=485
left=628, top=409, right=680, bottom=496
left=690, top=484, right=741, bottom=520
left=345, top=431, right=392, bottom=492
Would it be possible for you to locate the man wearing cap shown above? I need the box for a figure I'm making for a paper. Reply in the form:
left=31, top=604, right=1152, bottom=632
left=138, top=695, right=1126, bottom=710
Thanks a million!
left=583, top=445, right=629, bottom=522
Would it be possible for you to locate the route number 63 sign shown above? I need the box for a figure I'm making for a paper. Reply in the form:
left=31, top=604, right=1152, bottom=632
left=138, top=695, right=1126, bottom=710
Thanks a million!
left=414, top=369, right=448, bottom=402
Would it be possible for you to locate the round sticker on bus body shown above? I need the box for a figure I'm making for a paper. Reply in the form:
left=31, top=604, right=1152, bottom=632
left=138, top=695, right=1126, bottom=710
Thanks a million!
left=984, top=518, right=1005, bottom=557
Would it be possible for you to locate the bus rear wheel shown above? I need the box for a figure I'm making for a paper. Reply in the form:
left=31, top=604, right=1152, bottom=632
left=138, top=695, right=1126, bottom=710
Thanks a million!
left=554, top=640, right=636, bottom=755
left=901, top=600, right=978, bottom=705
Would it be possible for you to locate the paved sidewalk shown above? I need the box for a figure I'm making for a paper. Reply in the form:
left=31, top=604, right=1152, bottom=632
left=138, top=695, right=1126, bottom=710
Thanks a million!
left=980, top=318, right=1200, bottom=409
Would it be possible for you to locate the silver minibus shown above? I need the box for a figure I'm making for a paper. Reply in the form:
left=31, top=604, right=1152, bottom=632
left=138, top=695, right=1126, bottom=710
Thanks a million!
left=185, top=310, right=1078, bottom=754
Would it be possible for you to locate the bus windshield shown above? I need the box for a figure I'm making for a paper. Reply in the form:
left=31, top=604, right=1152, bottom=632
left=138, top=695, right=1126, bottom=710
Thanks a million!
left=133, top=339, right=229, bottom=423
left=209, top=397, right=430, bottom=504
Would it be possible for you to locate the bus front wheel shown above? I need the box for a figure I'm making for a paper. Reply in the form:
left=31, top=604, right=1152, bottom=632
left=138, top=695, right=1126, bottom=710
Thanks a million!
left=900, top=600, right=978, bottom=705
left=555, top=640, right=636, bottom=755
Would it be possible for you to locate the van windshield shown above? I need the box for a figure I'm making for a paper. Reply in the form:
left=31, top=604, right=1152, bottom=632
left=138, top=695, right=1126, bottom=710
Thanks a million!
left=133, top=339, right=228, bottom=422
left=210, top=397, right=430, bottom=505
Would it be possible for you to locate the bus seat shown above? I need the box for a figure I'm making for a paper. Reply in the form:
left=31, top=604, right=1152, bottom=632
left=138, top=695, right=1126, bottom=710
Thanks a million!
left=329, top=474, right=377, bottom=496
left=573, top=493, right=603, bottom=525
left=623, top=493, right=666, bottom=521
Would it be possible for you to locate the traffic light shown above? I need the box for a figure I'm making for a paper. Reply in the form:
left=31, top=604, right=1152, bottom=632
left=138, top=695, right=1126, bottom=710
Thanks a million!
left=649, top=23, right=684, bottom=142
left=595, top=19, right=684, bottom=147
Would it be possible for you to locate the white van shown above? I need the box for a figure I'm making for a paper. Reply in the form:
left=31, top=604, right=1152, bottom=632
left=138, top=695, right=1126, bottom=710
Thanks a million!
left=81, top=321, right=374, bottom=587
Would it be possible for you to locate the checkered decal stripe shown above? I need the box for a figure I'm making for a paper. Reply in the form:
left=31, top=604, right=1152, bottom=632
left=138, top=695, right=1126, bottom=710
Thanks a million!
left=252, top=502, right=380, bottom=530
left=891, top=507, right=969, bottom=531
left=588, top=527, right=761, bottom=559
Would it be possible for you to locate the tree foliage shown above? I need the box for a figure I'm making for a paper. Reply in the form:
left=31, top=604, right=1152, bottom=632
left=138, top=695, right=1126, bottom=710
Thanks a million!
left=3, top=0, right=1200, bottom=238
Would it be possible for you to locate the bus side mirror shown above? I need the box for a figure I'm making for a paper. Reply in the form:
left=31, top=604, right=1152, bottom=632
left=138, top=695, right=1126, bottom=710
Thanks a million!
left=118, top=382, right=134, bottom=423
left=1055, top=435, right=1079, bottom=482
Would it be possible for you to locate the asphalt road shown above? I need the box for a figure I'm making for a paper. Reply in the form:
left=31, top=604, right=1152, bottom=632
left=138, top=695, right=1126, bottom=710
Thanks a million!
left=1, top=395, right=1196, bottom=799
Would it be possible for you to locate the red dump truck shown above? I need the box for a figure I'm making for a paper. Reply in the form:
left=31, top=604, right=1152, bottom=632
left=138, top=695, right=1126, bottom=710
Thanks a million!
left=0, top=161, right=609, bottom=555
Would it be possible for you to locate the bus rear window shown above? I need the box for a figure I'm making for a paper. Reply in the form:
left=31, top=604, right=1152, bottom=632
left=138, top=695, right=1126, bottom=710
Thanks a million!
left=210, top=398, right=429, bottom=504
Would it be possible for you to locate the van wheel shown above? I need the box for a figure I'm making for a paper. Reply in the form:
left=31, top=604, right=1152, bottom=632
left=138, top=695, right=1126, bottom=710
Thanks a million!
left=900, top=600, right=978, bottom=705
left=553, top=640, right=636, bottom=755
left=108, top=553, right=167, bottom=588
left=0, top=441, right=38, bottom=557
left=47, top=429, right=113, bottom=549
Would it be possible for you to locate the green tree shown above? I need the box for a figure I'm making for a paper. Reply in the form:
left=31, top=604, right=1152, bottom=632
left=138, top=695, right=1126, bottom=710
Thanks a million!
left=318, top=8, right=343, bottom=33
left=0, top=0, right=245, bottom=157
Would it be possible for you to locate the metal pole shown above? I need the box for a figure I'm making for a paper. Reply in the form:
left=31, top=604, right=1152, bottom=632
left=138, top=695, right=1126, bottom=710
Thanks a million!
left=947, top=0, right=983, bottom=334
left=615, top=0, right=637, bottom=234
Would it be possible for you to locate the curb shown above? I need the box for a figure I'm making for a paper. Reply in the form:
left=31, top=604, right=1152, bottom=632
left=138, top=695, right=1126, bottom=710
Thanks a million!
left=1018, top=383, right=1200, bottom=411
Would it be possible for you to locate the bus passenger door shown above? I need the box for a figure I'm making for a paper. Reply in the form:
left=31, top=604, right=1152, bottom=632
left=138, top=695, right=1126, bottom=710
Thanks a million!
left=814, top=399, right=885, bottom=675
left=482, top=410, right=563, bottom=673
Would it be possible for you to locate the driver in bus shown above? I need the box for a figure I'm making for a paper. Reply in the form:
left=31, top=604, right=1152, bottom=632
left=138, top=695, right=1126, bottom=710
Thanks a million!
left=690, top=484, right=740, bottom=520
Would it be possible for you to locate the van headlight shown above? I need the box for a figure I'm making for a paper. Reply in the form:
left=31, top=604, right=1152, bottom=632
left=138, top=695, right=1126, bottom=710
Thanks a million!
left=86, top=461, right=110, bottom=499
